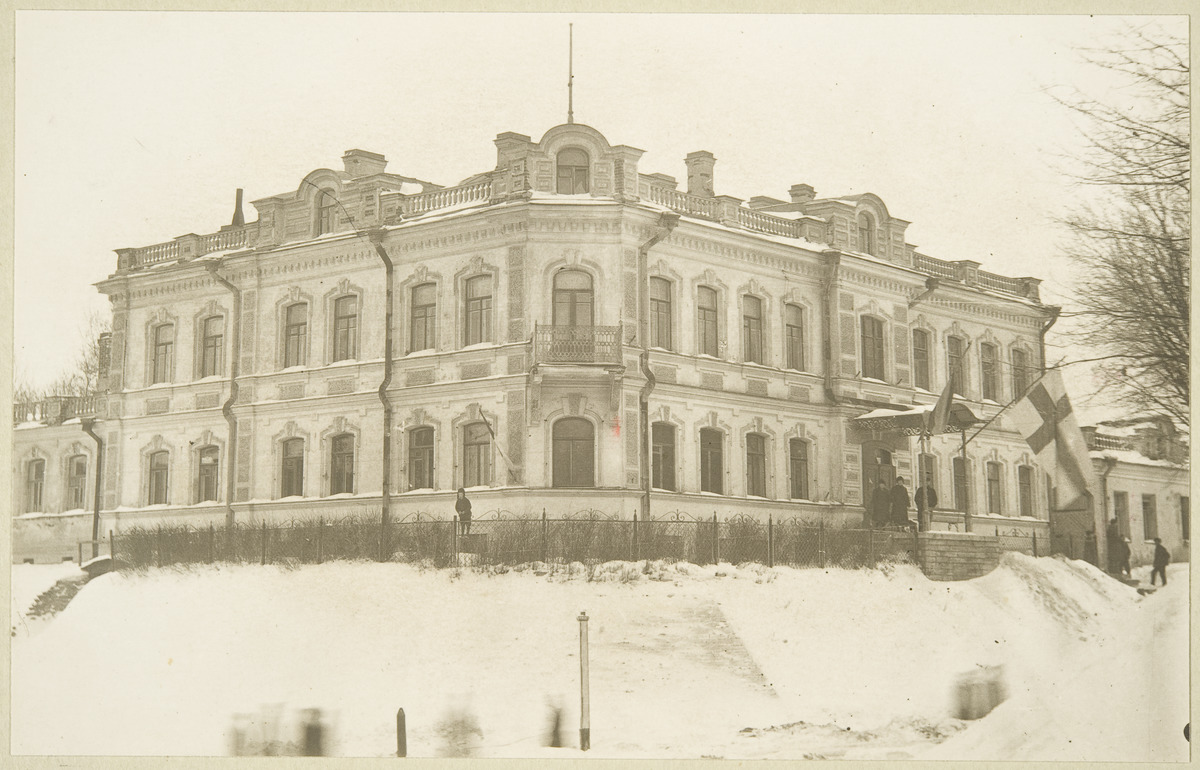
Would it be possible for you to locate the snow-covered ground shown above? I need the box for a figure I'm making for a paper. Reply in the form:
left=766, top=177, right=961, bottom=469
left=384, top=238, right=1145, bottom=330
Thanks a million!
left=9, top=555, right=1189, bottom=760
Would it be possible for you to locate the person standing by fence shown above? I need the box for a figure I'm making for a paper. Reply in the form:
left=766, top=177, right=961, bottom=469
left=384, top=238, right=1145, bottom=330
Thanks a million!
left=1150, top=537, right=1170, bottom=585
left=871, top=479, right=891, bottom=529
left=891, top=476, right=913, bottom=530
left=915, top=475, right=938, bottom=532
left=455, top=488, right=472, bottom=536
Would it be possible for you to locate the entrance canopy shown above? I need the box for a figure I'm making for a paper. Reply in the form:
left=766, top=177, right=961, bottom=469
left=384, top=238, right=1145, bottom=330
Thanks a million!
left=853, top=403, right=981, bottom=436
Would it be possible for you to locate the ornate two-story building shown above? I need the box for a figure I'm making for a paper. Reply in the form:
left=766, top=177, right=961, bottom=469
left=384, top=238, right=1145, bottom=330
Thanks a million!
left=14, top=121, right=1068, bottom=555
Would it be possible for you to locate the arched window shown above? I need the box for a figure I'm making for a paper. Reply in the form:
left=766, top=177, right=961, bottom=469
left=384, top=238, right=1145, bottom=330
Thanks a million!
left=742, top=295, right=764, bottom=364
left=789, top=439, right=809, bottom=500
left=67, top=454, right=88, bottom=510
left=317, top=189, right=338, bottom=235
left=746, top=434, right=767, bottom=497
left=332, top=295, right=359, bottom=362
left=649, top=277, right=673, bottom=350
left=947, top=335, right=966, bottom=396
left=552, top=418, right=594, bottom=488
left=980, top=343, right=999, bottom=401
left=408, top=427, right=435, bottom=490
left=152, top=323, right=175, bottom=383
left=651, top=423, right=676, bottom=491
left=912, top=329, right=931, bottom=391
left=196, top=446, right=219, bottom=503
left=697, top=286, right=719, bottom=357
left=148, top=451, right=170, bottom=505
left=552, top=270, right=593, bottom=327
left=330, top=434, right=355, bottom=495
left=860, top=316, right=885, bottom=380
left=785, top=304, right=805, bottom=371
left=284, top=303, right=308, bottom=368
left=699, top=428, right=724, bottom=494
left=464, top=275, right=493, bottom=346
left=410, top=283, right=437, bottom=352
left=556, top=148, right=590, bottom=194
left=463, top=422, right=493, bottom=488
left=200, top=316, right=225, bottom=378
left=857, top=212, right=876, bottom=255
left=281, top=438, right=304, bottom=498
left=26, top=459, right=45, bottom=513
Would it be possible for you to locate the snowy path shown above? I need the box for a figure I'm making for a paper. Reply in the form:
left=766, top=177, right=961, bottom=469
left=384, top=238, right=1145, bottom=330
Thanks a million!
left=9, top=556, right=1189, bottom=760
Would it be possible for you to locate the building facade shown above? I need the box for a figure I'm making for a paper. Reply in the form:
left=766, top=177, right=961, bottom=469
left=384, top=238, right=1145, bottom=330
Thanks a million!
left=15, top=122, right=1069, bottom=552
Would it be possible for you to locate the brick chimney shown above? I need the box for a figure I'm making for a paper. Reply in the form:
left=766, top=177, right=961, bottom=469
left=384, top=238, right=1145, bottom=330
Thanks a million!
left=789, top=183, right=816, bottom=204
left=342, top=149, right=387, bottom=177
left=685, top=151, right=715, bottom=197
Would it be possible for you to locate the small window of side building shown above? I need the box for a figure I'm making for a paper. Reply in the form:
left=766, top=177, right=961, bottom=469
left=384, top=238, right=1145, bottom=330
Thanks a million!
left=1113, top=491, right=1130, bottom=535
left=556, top=148, right=590, bottom=194
left=1142, top=494, right=1158, bottom=540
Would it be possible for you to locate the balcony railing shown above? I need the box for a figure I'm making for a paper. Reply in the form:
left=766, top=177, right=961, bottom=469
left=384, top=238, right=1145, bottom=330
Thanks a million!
left=13, top=395, right=101, bottom=425
left=1088, top=434, right=1131, bottom=452
left=391, top=180, right=494, bottom=217
left=533, top=324, right=623, bottom=365
left=123, top=223, right=256, bottom=271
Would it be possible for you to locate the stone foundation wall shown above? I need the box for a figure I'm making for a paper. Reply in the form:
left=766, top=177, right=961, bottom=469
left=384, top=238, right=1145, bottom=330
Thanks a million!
left=918, top=531, right=1000, bottom=581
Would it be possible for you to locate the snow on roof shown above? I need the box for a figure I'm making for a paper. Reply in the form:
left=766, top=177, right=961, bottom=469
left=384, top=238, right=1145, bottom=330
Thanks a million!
left=1090, top=449, right=1186, bottom=469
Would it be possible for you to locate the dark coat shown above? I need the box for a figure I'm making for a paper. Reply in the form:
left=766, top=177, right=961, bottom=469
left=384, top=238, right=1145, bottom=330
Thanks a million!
left=890, top=484, right=910, bottom=523
left=455, top=497, right=473, bottom=521
left=871, top=487, right=891, bottom=526
left=915, top=485, right=938, bottom=511
left=1153, top=543, right=1170, bottom=569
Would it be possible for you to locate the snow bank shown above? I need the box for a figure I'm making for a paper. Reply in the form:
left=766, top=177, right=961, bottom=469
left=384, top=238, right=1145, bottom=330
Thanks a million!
left=9, top=555, right=1188, bottom=760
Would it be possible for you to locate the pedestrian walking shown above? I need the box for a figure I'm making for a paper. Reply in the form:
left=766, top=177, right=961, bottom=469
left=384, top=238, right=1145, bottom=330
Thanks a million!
left=1150, top=537, right=1170, bottom=586
left=915, top=475, right=938, bottom=532
left=455, top=487, right=472, bottom=536
left=891, top=476, right=913, bottom=530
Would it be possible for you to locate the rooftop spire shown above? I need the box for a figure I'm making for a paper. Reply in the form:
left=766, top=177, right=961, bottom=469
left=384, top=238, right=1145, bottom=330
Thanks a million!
left=567, top=23, right=574, bottom=124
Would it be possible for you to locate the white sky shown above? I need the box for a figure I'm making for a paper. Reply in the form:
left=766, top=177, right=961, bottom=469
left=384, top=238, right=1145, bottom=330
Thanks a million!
left=12, top=12, right=1187, bottom=415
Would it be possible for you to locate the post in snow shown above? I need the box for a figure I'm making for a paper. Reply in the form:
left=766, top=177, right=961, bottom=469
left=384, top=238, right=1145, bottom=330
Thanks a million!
left=577, top=610, right=590, bottom=751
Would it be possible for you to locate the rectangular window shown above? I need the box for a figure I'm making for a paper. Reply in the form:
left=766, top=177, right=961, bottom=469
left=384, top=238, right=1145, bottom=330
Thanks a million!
left=697, top=287, right=719, bottom=357
left=201, top=316, right=224, bottom=378
left=1011, top=348, right=1031, bottom=397
left=408, top=428, right=435, bottom=490
left=785, top=305, right=805, bottom=371
left=953, top=456, right=967, bottom=512
left=1143, top=494, right=1158, bottom=540
left=1113, top=491, right=1129, bottom=536
left=742, top=295, right=763, bottom=364
left=284, top=304, right=308, bottom=368
left=746, top=434, right=767, bottom=497
left=26, top=459, right=45, bottom=513
left=464, top=276, right=493, bottom=346
left=153, top=324, right=174, bottom=383
left=463, top=423, right=492, bottom=488
left=197, top=447, right=219, bottom=503
left=986, top=461, right=1002, bottom=514
left=1181, top=496, right=1190, bottom=541
left=149, top=451, right=169, bottom=505
left=947, top=335, right=965, bottom=396
left=912, top=329, right=930, bottom=390
left=332, top=296, right=358, bottom=362
left=410, top=283, right=437, bottom=352
left=649, top=277, right=673, bottom=350
left=281, top=439, right=304, bottom=497
left=789, top=439, right=809, bottom=500
left=68, top=455, right=88, bottom=510
left=651, top=423, right=676, bottom=491
left=1018, top=465, right=1033, bottom=517
left=700, top=428, right=723, bottom=494
left=980, top=343, right=998, bottom=401
left=860, top=316, right=885, bottom=380
left=330, top=434, right=355, bottom=494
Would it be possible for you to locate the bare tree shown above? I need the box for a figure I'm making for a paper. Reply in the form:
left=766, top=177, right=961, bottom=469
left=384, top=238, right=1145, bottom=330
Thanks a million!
left=1055, top=24, right=1189, bottom=426
left=14, top=309, right=111, bottom=401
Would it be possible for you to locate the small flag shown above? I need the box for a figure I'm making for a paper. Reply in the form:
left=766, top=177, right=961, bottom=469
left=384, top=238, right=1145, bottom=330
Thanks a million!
left=925, top=379, right=955, bottom=436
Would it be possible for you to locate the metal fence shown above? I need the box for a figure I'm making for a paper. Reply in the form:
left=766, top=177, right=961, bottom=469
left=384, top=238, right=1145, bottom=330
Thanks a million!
left=109, top=512, right=928, bottom=571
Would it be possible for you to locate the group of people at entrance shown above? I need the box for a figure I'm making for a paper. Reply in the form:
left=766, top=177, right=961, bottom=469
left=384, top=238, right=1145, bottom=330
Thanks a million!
left=870, top=475, right=939, bottom=532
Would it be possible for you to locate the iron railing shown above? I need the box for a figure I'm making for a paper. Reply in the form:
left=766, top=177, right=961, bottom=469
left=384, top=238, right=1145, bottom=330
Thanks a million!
left=533, top=324, right=622, bottom=365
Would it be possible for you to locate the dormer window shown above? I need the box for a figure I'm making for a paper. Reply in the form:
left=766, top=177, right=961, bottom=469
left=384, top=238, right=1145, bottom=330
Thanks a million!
left=857, top=213, right=876, bottom=256
left=556, top=148, right=590, bottom=194
left=317, top=189, right=337, bottom=235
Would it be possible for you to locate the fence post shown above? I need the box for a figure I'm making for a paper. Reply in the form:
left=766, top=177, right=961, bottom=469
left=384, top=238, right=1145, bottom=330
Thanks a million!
left=261, top=520, right=268, bottom=565
left=819, top=520, right=826, bottom=568
left=208, top=523, right=215, bottom=564
left=767, top=515, right=774, bottom=568
left=541, top=509, right=547, bottom=563
left=317, top=517, right=324, bottom=565
left=379, top=511, right=389, bottom=563
left=1031, top=530, right=1038, bottom=557
left=632, top=511, right=639, bottom=562
left=156, top=525, right=162, bottom=568
left=867, top=528, right=875, bottom=566
left=109, top=529, right=115, bottom=565
left=713, top=513, right=719, bottom=564
left=452, top=517, right=458, bottom=566
left=78, top=540, right=83, bottom=566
